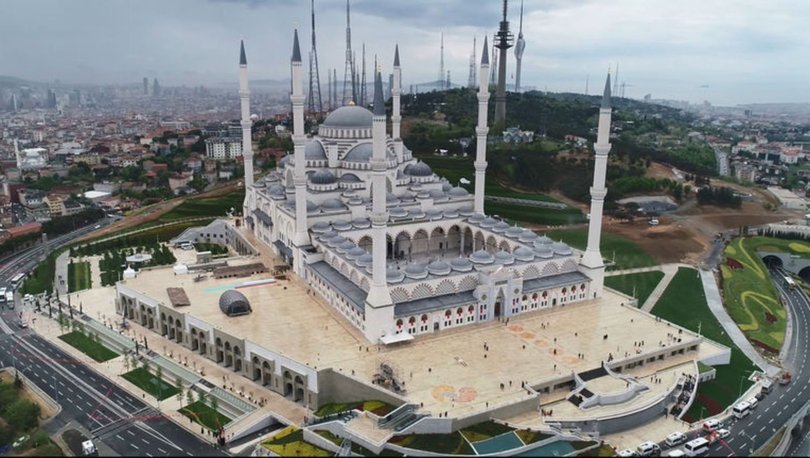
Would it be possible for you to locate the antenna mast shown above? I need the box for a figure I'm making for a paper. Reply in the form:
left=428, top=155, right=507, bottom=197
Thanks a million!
left=342, top=0, right=354, bottom=104
left=468, top=36, right=477, bottom=88
left=307, top=0, right=323, bottom=113
left=438, top=32, right=445, bottom=90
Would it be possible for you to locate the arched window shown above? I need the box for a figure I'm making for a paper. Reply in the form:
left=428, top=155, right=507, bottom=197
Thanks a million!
left=522, top=295, right=528, bottom=301
left=542, top=291, right=548, bottom=298
left=562, top=287, right=567, bottom=294
left=456, top=307, right=463, bottom=316
left=532, top=293, right=538, bottom=300
left=445, top=310, right=452, bottom=317
left=421, top=314, right=428, bottom=322
left=409, top=316, right=416, bottom=324
left=468, top=305, right=475, bottom=313
left=581, top=283, right=586, bottom=290
left=396, top=319, right=403, bottom=328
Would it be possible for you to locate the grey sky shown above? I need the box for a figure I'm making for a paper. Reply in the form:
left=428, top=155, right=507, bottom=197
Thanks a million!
left=0, top=0, right=806, bottom=106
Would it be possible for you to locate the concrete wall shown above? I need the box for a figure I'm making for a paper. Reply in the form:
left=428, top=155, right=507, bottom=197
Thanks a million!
left=316, top=368, right=408, bottom=409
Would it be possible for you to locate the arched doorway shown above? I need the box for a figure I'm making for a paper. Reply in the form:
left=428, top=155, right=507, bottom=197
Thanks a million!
left=215, top=338, right=224, bottom=363
left=224, top=342, right=233, bottom=367
left=494, top=291, right=505, bottom=318
left=233, top=346, right=243, bottom=372
left=252, top=357, right=261, bottom=381
left=283, top=371, right=293, bottom=397
left=262, top=361, right=272, bottom=386
left=294, top=376, right=305, bottom=402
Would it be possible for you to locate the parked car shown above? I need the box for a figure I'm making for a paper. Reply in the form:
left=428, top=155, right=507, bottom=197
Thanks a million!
left=666, top=431, right=688, bottom=447
left=716, top=429, right=731, bottom=439
left=637, top=441, right=661, bottom=457
left=618, top=449, right=639, bottom=457
left=702, top=419, right=722, bottom=431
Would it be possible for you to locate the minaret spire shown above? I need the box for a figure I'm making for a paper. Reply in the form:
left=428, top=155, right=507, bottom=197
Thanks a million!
left=239, top=40, right=255, bottom=210
left=514, top=0, right=526, bottom=93
left=290, top=29, right=309, bottom=274
left=307, top=0, right=323, bottom=114
left=494, top=0, right=513, bottom=125
left=392, top=44, right=403, bottom=163
left=342, top=0, right=354, bottom=105
left=580, top=72, right=613, bottom=298
left=474, top=37, right=491, bottom=215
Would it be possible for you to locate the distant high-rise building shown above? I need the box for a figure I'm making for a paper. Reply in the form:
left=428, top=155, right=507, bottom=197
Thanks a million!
left=143, top=77, right=149, bottom=95
left=47, top=89, right=57, bottom=109
left=153, top=78, right=161, bottom=97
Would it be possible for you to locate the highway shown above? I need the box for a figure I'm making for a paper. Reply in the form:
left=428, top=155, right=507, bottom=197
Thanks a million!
left=0, top=220, right=226, bottom=456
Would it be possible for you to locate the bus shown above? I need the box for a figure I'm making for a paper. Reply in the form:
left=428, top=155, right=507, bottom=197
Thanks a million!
left=9, top=273, right=25, bottom=288
left=0, top=287, right=5, bottom=304
left=784, top=275, right=797, bottom=289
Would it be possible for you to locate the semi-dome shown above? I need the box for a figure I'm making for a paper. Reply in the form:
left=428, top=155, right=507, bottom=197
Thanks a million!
left=322, top=105, right=373, bottom=128
left=346, top=246, right=367, bottom=259
left=321, top=197, right=346, bottom=210
left=219, top=290, right=252, bottom=317
left=552, top=241, right=573, bottom=256
left=343, top=143, right=373, bottom=162
left=327, top=235, right=347, bottom=247
left=470, top=249, right=495, bottom=264
left=351, top=218, right=371, bottom=229
left=305, top=141, right=327, bottom=160
left=505, top=226, right=524, bottom=238
left=513, top=247, right=536, bottom=262
left=494, top=250, right=515, bottom=265
left=336, top=240, right=356, bottom=253
left=387, top=269, right=405, bottom=283
left=480, top=217, right=499, bottom=229
left=404, top=263, right=429, bottom=280
left=356, top=253, right=373, bottom=266
left=448, top=187, right=470, bottom=197
left=390, top=207, right=408, bottom=218
left=493, top=221, right=511, bottom=233
left=310, top=169, right=336, bottom=185
left=450, top=256, right=474, bottom=272
left=407, top=161, right=433, bottom=177
left=427, top=260, right=452, bottom=276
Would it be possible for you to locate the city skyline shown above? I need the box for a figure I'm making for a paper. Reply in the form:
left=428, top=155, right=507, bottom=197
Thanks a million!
left=0, top=0, right=806, bottom=106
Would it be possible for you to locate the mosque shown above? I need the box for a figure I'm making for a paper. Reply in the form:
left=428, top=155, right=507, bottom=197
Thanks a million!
left=242, top=31, right=613, bottom=345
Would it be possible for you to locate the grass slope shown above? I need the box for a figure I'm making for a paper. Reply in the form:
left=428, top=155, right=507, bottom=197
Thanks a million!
left=604, top=271, right=665, bottom=305
left=721, top=237, right=786, bottom=353
left=179, top=400, right=231, bottom=431
left=121, top=367, right=179, bottom=400
left=67, top=261, right=91, bottom=292
left=59, top=331, right=118, bottom=362
left=546, top=228, right=656, bottom=270
left=651, top=267, right=757, bottom=421
left=158, top=192, right=245, bottom=223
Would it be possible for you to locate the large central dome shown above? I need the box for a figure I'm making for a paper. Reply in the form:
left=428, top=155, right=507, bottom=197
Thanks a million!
left=322, top=105, right=373, bottom=128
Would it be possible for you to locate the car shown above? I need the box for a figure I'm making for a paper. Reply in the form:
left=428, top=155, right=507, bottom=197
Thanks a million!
left=746, top=396, right=758, bottom=409
left=716, top=429, right=731, bottom=439
left=12, top=435, right=29, bottom=448
left=702, top=419, right=722, bottom=431
left=93, top=224, right=101, bottom=229
left=665, top=432, right=688, bottom=447
left=637, top=441, right=661, bottom=457
left=618, top=449, right=639, bottom=457
left=667, top=450, right=686, bottom=457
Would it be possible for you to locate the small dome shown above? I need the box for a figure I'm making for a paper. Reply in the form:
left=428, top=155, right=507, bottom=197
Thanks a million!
left=450, top=256, right=474, bottom=272
left=305, top=141, right=327, bottom=160
left=513, top=247, right=536, bottom=262
left=307, top=201, right=320, bottom=213
left=552, top=241, right=573, bottom=256
left=311, top=222, right=332, bottom=233
left=480, top=217, right=499, bottom=229
left=459, top=208, right=475, bottom=217
left=332, top=220, right=352, bottom=231
left=344, top=143, right=373, bottom=162
left=336, top=240, right=356, bottom=253
left=319, top=229, right=339, bottom=241
left=253, top=181, right=266, bottom=189
left=404, top=263, right=428, bottom=279
left=468, top=213, right=485, bottom=224
left=390, top=207, right=408, bottom=218
left=448, top=187, right=469, bottom=197
left=322, top=105, right=373, bottom=128
left=321, top=198, right=346, bottom=210
left=426, top=209, right=443, bottom=220
left=534, top=246, right=554, bottom=258
left=386, top=192, right=401, bottom=204
left=347, top=247, right=367, bottom=259
left=441, top=182, right=453, bottom=192
left=278, top=155, right=291, bottom=168
left=339, top=173, right=361, bottom=183
left=268, top=184, right=285, bottom=195
left=352, top=218, right=371, bottom=229
left=219, top=290, right=252, bottom=317
left=408, top=208, right=426, bottom=219
left=493, top=221, right=511, bottom=233
left=356, top=253, right=373, bottom=266
left=429, top=189, right=446, bottom=199
left=535, top=235, right=553, bottom=246
left=518, top=230, right=539, bottom=243
left=505, top=226, right=524, bottom=238
left=494, top=250, right=515, bottom=265
left=407, top=161, right=433, bottom=177
left=387, top=269, right=405, bottom=283
left=470, top=249, right=495, bottom=264
left=327, top=235, right=347, bottom=247
left=443, top=209, right=459, bottom=218
left=416, top=191, right=431, bottom=199
left=427, top=260, right=452, bottom=276
left=310, top=169, right=336, bottom=185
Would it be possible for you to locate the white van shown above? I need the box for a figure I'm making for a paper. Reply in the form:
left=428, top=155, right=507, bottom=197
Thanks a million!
left=667, top=451, right=686, bottom=457
left=732, top=401, right=750, bottom=419
left=746, top=396, right=758, bottom=409
left=636, top=441, right=660, bottom=457
left=665, top=431, right=687, bottom=447
left=684, top=437, right=709, bottom=456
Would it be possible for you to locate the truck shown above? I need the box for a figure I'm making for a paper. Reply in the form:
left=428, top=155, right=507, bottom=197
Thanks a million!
left=779, top=371, right=792, bottom=385
left=81, top=440, right=97, bottom=456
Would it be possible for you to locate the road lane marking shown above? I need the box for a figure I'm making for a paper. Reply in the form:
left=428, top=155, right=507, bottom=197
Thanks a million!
left=158, top=448, right=167, bottom=454
left=116, top=434, right=124, bottom=441
left=131, top=444, right=139, bottom=450
left=760, top=426, right=766, bottom=432
left=769, top=418, right=774, bottom=424
left=127, top=430, right=135, bottom=437
left=142, top=438, right=149, bottom=444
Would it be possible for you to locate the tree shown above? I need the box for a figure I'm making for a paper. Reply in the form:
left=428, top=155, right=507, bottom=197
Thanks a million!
left=4, top=399, right=40, bottom=431
left=186, top=388, right=195, bottom=407
left=210, top=396, right=219, bottom=416
left=155, top=366, right=163, bottom=399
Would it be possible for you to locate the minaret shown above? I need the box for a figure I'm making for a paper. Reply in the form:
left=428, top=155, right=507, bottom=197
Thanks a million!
left=239, top=40, right=255, bottom=195
left=580, top=73, right=613, bottom=299
left=494, top=0, right=513, bottom=125
left=291, top=30, right=309, bottom=274
left=392, top=45, right=404, bottom=163
left=474, top=38, right=491, bottom=215
left=467, top=36, right=477, bottom=89
left=514, top=0, right=526, bottom=93
left=365, top=70, right=394, bottom=343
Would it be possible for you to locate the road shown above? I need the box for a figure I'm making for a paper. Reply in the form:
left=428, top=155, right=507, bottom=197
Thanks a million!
left=0, top=221, right=227, bottom=456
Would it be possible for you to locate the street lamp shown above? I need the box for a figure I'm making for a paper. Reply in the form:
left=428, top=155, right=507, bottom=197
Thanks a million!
left=739, top=370, right=753, bottom=398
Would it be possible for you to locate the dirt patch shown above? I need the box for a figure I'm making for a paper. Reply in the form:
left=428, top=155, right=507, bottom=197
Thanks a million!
left=605, top=218, right=704, bottom=264
left=0, top=370, right=57, bottom=420
left=750, top=338, right=779, bottom=355
left=726, top=258, right=743, bottom=270
left=645, top=162, right=680, bottom=180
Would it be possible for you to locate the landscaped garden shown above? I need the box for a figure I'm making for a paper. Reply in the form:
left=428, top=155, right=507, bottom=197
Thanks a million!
left=20, top=251, right=58, bottom=295
left=158, top=192, right=245, bottom=223
left=95, top=243, right=177, bottom=287
left=121, top=366, right=179, bottom=401
left=261, top=426, right=332, bottom=457
left=651, top=267, right=757, bottom=421
left=546, top=228, right=656, bottom=270
left=604, top=271, right=665, bottom=305
left=486, top=201, right=586, bottom=226
left=314, top=400, right=396, bottom=417
left=315, top=430, right=403, bottom=456
left=0, top=373, right=64, bottom=456
left=721, top=237, right=790, bottom=353
left=390, top=431, right=475, bottom=455
left=59, top=330, right=118, bottom=362
left=179, top=400, right=231, bottom=431
left=67, top=260, right=91, bottom=292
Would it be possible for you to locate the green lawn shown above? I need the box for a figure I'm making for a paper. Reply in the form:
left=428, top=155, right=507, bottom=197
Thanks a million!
left=262, top=426, right=332, bottom=457
left=179, top=400, right=231, bottom=431
left=67, top=261, right=91, bottom=292
left=121, top=367, right=179, bottom=400
left=546, top=228, right=656, bottom=270
left=58, top=331, right=118, bottom=362
left=721, top=237, right=786, bottom=353
left=158, top=192, right=246, bottom=222
left=391, top=432, right=474, bottom=455
left=605, top=271, right=665, bottom=306
left=20, top=251, right=58, bottom=295
left=651, top=267, right=757, bottom=421
left=486, top=202, right=586, bottom=226
left=746, top=235, right=810, bottom=259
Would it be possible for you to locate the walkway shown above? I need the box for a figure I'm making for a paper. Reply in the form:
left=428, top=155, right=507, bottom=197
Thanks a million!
left=699, top=269, right=780, bottom=376
left=54, top=251, right=69, bottom=296
left=640, top=264, right=680, bottom=312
